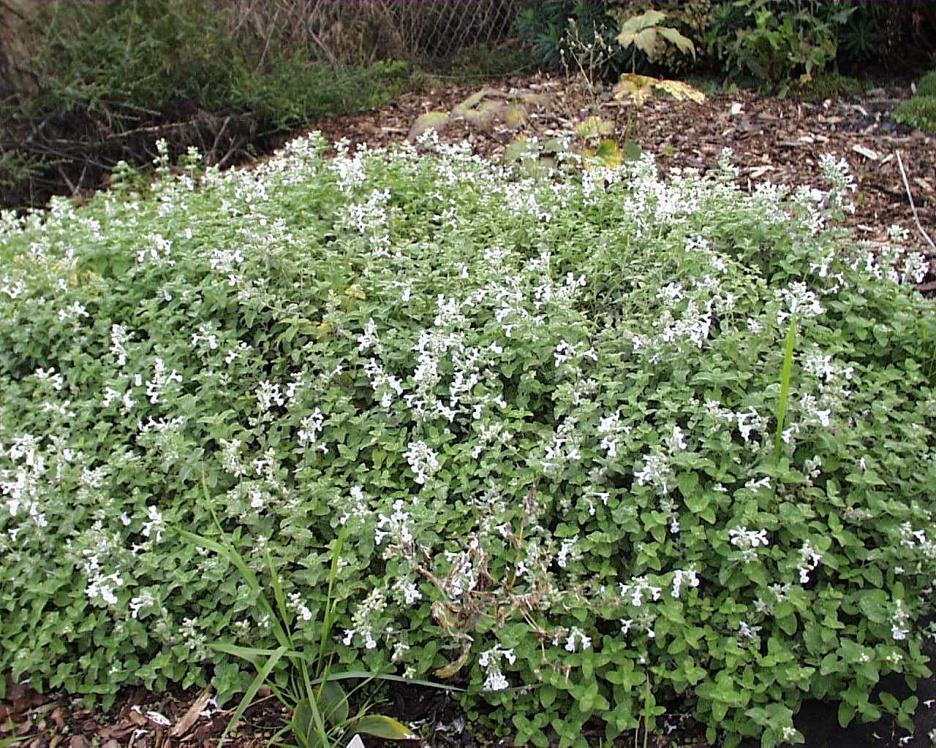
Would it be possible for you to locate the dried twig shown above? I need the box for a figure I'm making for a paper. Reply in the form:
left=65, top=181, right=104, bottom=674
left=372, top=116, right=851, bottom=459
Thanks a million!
left=895, top=149, right=936, bottom=253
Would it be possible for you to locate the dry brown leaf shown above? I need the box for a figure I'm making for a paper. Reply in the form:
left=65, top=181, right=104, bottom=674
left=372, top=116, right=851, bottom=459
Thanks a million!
left=170, top=687, right=214, bottom=738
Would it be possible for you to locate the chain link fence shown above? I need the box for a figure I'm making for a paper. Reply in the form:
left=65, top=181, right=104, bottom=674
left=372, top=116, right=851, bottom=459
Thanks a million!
left=225, top=0, right=530, bottom=65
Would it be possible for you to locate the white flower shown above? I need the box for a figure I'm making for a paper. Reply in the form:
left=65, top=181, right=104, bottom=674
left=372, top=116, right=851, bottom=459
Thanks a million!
left=298, top=408, right=327, bottom=452
left=777, top=282, right=823, bottom=325
left=671, top=568, right=699, bottom=598
left=141, top=505, right=164, bottom=543
left=483, top=669, right=509, bottom=692
left=403, top=440, right=440, bottom=484
left=145, top=358, right=182, bottom=405
left=288, top=591, right=314, bottom=623
left=479, top=645, right=516, bottom=692
left=665, top=425, right=687, bottom=452
left=256, top=380, right=285, bottom=412
left=564, top=627, right=591, bottom=653
left=729, top=526, right=768, bottom=562
left=556, top=537, right=578, bottom=569
left=129, top=591, right=156, bottom=619
left=797, top=541, right=822, bottom=584
left=891, top=600, right=910, bottom=641
left=635, top=452, right=672, bottom=494
left=358, top=319, right=381, bottom=353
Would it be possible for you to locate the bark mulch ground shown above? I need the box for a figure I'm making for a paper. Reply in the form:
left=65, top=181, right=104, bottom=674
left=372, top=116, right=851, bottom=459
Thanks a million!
left=3, top=74, right=935, bottom=748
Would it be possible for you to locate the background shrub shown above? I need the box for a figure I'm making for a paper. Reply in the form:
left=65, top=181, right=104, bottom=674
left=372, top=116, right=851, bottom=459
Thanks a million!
left=0, top=0, right=412, bottom=209
left=0, top=137, right=934, bottom=747
left=518, top=0, right=936, bottom=89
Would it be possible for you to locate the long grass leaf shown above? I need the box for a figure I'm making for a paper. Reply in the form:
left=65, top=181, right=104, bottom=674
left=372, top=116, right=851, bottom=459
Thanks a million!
left=220, top=645, right=288, bottom=746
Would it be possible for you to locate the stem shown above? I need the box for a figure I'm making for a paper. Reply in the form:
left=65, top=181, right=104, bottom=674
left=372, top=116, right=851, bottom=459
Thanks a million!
left=774, top=320, right=797, bottom=457
left=896, top=150, right=936, bottom=253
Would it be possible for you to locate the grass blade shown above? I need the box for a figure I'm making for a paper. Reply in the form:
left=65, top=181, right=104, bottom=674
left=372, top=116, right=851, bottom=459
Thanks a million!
left=220, top=645, right=289, bottom=746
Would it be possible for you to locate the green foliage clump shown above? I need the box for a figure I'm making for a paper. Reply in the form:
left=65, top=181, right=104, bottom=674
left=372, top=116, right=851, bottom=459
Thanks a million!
left=894, top=95, right=936, bottom=133
left=916, top=70, right=936, bottom=98
left=792, top=72, right=868, bottom=103
left=0, top=138, right=935, bottom=748
left=893, top=70, right=936, bottom=133
left=517, top=0, right=934, bottom=91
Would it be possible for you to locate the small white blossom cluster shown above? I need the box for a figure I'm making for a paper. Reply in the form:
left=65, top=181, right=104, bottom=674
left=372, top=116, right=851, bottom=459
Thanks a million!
left=403, top=440, right=440, bottom=485
left=297, top=408, right=327, bottom=452
left=891, top=600, right=910, bottom=641
left=671, top=568, right=700, bottom=599
left=818, top=153, right=856, bottom=213
left=342, top=587, right=388, bottom=650
left=777, top=282, right=823, bottom=326
left=619, top=575, right=663, bottom=608
left=479, top=645, right=517, bottom=692
left=145, top=358, right=182, bottom=405
left=729, top=526, right=769, bottom=562
left=560, top=626, right=592, bottom=653
left=634, top=426, right=688, bottom=495
left=797, top=541, right=822, bottom=584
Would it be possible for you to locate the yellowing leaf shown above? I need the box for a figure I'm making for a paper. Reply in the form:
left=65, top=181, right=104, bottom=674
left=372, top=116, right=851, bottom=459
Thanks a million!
left=653, top=78, right=706, bottom=104
left=613, top=74, right=705, bottom=106
left=408, top=111, right=450, bottom=141
left=612, top=74, right=655, bottom=107
left=453, top=87, right=505, bottom=116
left=432, top=648, right=471, bottom=679
left=658, top=27, right=696, bottom=58
left=575, top=116, right=615, bottom=140
left=345, top=284, right=366, bottom=300
left=351, top=715, right=415, bottom=741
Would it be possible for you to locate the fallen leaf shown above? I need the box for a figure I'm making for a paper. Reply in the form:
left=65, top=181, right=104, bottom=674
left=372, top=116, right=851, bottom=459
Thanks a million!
left=851, top=144, right=879, bottom=160
left=170, top=687, right=213, bottom=738
left=407, top=111, right=450, bottom=141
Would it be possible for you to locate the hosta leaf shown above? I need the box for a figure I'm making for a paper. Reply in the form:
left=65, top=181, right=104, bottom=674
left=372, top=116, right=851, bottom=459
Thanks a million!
left=318, top=679, right=349, bottom=725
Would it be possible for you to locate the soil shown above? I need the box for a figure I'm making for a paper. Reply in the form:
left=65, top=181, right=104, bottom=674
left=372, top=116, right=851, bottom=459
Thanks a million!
left=3, top=74, right=935, bottom=747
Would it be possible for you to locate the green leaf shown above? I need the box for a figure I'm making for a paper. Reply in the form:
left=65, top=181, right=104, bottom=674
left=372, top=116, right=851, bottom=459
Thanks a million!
left=319, top=679, right=349, bottom=725
left=222, top=646, right=288, bottom=745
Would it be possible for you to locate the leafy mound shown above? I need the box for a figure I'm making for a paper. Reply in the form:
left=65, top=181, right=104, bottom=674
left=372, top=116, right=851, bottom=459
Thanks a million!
left=894, top=93, right=936, bottom=134
left=915, top=70, right=936, bottom=98
left=1, top=138, right=934, bottom=748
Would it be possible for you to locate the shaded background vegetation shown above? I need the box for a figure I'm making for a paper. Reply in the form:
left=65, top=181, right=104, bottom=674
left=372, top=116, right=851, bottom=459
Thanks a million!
left=1, top=0, right=934, bottom=210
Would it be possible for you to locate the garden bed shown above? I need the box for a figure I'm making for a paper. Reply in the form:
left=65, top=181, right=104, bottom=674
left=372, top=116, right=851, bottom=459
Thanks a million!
left=1, top=90, right=935, bottom=748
